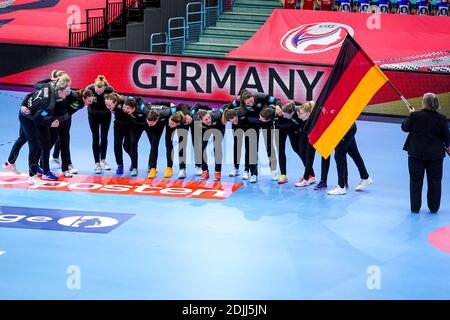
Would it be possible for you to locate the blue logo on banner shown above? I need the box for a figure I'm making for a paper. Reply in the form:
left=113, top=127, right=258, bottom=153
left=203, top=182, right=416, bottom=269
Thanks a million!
left=0, top=206, right=134, bottom=234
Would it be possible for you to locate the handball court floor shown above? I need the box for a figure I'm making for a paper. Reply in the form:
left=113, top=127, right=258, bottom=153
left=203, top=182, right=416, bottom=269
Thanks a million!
left=0, top=89, right=449, bottom=300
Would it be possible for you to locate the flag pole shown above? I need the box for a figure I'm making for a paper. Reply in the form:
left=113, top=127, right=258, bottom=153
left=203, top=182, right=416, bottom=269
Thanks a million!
left=387, top=80, right=415, bottom=112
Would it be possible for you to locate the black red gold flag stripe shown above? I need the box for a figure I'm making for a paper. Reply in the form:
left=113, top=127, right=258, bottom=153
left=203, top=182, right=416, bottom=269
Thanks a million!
left=305, top=34, right=389, bottom=159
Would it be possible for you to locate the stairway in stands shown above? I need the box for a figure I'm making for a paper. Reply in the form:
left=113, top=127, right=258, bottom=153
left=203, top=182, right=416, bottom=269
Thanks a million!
left=183, top=0, right=280, bottom=57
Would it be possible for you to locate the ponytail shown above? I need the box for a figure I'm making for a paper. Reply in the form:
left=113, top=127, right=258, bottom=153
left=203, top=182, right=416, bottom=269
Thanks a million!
left=95, top=75, right=109, bottom=88
left=51, top=70, right=67, bottom=80
left=300, top=100, right=316, bottom=113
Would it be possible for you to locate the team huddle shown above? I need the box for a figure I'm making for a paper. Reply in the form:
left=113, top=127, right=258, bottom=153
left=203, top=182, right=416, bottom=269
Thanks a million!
left=2, top=71, right=373, bottom=195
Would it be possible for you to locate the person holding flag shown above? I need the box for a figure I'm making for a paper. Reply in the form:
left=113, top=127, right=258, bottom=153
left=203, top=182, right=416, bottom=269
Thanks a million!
left=401, top=93, right=449, bottom=214
left=303, top=34, right=388, bottom=195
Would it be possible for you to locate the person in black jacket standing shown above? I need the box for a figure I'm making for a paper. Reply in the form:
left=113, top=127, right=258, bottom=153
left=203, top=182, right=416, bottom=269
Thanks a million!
left=105, top=93, right=132, bottom=175
left=402, top=93, right=450, bottom=214
left=86, top=75, right=114, bottom=174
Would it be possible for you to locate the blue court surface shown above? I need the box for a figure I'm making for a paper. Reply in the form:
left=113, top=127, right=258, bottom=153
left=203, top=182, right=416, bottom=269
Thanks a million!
left=0, top=89, right=449, bottom=300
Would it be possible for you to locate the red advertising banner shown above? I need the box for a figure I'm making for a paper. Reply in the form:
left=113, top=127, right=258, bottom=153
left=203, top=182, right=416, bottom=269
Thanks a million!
left=227, top=9, right=450, bottom=72
left=0, top=171, right=243, bottom=200
left=0, top=0, right=113, bottom=46
left=0, top=42, right=449, bottom=117
left=0, top=43, right=331, bottom=103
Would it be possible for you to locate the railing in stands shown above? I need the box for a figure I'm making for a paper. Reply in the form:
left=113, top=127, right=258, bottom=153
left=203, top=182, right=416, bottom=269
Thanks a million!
left=149, top=0, right=237, bottom=53
left=204, top=0, right=220, bottom=27
left=69, top=22, right=88, bottom=48
left=186, top=2, right=204, bottom=44
left=86, top=8, right=107, bottom=48
left=69, top=0, right=160, bottom=48
left=167, top=17, right=186, bottom=54
left=106, top=0, right=126, bottom=37
left=150, top=32, right=167, bottom=53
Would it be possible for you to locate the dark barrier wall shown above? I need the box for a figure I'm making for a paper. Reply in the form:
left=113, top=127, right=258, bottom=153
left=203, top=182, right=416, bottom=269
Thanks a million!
left=0, top=42, right=449, bottom=118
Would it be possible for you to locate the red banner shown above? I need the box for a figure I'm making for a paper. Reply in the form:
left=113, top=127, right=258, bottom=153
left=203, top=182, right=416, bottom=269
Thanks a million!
left=0, top=171, right=243, bottom=200
left=0, top=0, right=112, bottom=46
left=227, top=9, right=450, bottom=71
left=0, top=43, right=331, bottom=103
left=0, top=43, right=449, bottom=115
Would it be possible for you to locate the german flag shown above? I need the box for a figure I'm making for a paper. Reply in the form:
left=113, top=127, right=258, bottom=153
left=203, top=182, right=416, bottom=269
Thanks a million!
left=305, top=34, right=389, bottom=159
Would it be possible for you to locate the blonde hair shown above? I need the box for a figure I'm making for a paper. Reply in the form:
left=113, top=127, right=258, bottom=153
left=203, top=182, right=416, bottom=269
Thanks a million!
left=55, top=74, right=71, bottom=90
left=51, top=70, right=67, bottom=80
left=300, top=100, right=315, bottom=113
left=95, top=75, right=109, bottom=88
left=170, top=111, right=185, bottom=124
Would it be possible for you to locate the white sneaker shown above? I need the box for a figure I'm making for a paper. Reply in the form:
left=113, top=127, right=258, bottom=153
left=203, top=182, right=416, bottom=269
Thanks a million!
left=130, top=168, right=138, bottom=177
left=68, top=164, right=78, bottom=174
left=27, top=175, right=46, bottom=185
left=50, top=156, right=61, bottom=165
left=178, top=169, right=187, bottom=179
left=63, top=170, right=73, bottom=177
left=271, top=170, right=279, bottom=181
left=327, top=186, right=347, bottom=195
left=2, top=161, right=20, bottom=175
left=355, top=177, right=373, bottom=191
left=100, top=159, right=111, bottom=170
left=194, top=166, right=203, bottom=176
left=94, top=163, right=102, bottom=174
left=249, top=175, right=257, bottom=183
left=307, top=176, right=316, bottom=184
left=294, top=178, right=310, bottom=187
left=229, top=168, right=239, bottom=177
left=242, top=171, right=250, bottom=180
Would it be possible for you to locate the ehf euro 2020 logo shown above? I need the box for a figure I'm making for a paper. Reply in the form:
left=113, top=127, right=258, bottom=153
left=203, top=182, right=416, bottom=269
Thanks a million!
left=280, top=22, right=354, bottom=54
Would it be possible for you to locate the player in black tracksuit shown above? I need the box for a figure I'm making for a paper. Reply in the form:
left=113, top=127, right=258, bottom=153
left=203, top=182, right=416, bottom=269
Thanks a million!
left=276, top=101, right=316, bottom=187
left=168, top=104, right=193, bottom=179
left=49, top=92, right=73, bottom=177
left=327, top=123, right=371, bottom=195
left=190, top=104, right=226, bottom=181
left=50, top=90, right=93, bottom=169
left=124, top=99, right=189, bottom=178
left=86, top=76, right=114, bottom=173
left=145, top=101, right=191, bottom=179
left=124, top=97, right=151, bottom=176
left=20, top=78, right=71, bottom=183
left=2, top=92, right=33, bottom=174
left=104, top=93, right=132, bottom=175
left=222, top=103, right=251, bottom=179
left=230, top=90, right=279, bottom=183
left=260, top=102, right=311, bottom=184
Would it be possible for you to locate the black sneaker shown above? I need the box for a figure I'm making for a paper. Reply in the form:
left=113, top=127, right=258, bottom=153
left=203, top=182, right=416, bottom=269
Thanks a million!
left=314, top=180, right=327, bottom=190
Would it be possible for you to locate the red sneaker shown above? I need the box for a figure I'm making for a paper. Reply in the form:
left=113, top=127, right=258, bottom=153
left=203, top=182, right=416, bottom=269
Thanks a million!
left=213, top=171, right=221, bottom=181
left=200, top=170, right=209, bottom=180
